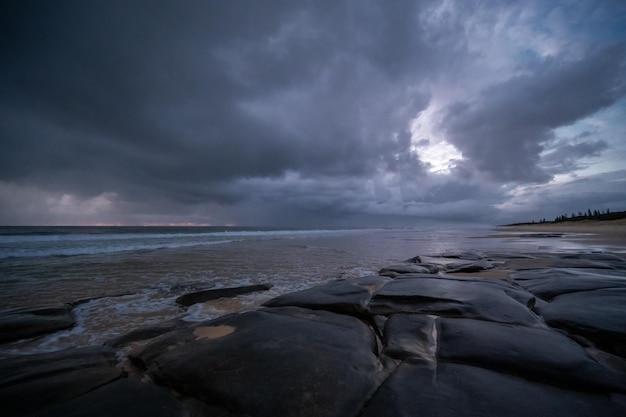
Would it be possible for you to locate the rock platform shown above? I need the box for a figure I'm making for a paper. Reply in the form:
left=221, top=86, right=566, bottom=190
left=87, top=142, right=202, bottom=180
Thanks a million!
left=2, top=251, right=626, bottom=416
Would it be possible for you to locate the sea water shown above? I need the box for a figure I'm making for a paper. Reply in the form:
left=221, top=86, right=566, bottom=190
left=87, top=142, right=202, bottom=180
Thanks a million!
left=0, top=225, right=612, bottom=356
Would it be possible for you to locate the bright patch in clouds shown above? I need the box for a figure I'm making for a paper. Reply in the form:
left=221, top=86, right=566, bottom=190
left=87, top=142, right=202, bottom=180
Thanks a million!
left=415, top=140, right=463, bottom=174
left=411, top=107, right=463, bottom=173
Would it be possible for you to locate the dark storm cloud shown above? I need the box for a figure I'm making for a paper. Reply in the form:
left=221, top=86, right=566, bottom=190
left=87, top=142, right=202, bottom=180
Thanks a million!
left=1, top=0, right=625, bottom=225
left=440, top=44, right=626, bottom=183
left=0, top=0, right=438, bottom=202
left=1, top=2, right=298, bottom=191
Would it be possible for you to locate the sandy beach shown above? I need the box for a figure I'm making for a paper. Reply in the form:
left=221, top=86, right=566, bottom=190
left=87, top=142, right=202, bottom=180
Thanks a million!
left=496, top=219, right=626, bottom=247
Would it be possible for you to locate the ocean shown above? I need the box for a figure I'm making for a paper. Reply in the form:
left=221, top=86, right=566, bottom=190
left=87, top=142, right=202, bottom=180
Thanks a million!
left=0, top=225, right=610, bottom=356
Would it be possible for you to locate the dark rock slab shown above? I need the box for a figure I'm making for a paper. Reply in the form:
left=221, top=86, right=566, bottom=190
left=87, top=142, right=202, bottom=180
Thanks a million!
left=369, top=275, right=541, bottom=325
left=379, top=264, right=438, bottom=277
left=504, top=257, right=617, bottom=270
left=177, top=396, right=249, bottom=417
left=0, top=347, right=122, bottom=417
left=175, top=283, right=272, bottom=306
left=381, top=314, right=626, bottom=393
left=133, top=306, right=390, bottom=417
left=437, top=250, right=486, bottom=260
left=26, top=379, right=185, bottom=417
left=412, top=255, right=463, bottom=268
left=445, top=260, right=496, bottom=273
left=408, top=255, right=498, bottom=273
left=510, top=268, right=626, bottom=300
left=538, top=288, right=626, bottom=357
left=437, top=317, right=626, bottom=393
left=483, top=252, right=538, bottom=259
left=0, top=305, right=75, bottom=343
left=263, top=276, right=390, bottom=315
left=559, top=252, right=626, bottom=263
left=361, top=361, right=626, bottom=417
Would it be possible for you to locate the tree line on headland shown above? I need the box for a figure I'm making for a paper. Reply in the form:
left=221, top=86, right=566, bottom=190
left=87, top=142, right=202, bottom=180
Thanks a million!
left=506, top=208, right=626, bottom=226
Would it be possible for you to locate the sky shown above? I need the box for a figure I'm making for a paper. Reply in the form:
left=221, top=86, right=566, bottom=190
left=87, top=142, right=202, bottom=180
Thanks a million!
left=1, top=0, right=625, bottom=227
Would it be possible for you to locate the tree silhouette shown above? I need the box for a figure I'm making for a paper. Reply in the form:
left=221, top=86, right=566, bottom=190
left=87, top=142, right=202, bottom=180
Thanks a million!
left=508, top=207, right=625, bottom=226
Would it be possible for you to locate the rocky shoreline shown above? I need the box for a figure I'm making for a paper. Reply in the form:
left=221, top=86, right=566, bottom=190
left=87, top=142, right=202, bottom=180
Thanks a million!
left=2, top=251, right=626, bottom=416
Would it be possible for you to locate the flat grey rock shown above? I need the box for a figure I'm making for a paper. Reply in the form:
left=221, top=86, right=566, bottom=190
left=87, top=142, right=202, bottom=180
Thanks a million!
left=264, top=276, right=390, bottom=315
left=506, top=257, right=618, bottom=270
left=381, top=314, right=625, bottom=393
left=559, top=252, right=625, bottom=263
left=26, top=379, right=186, bottom=417
left=445, top=260, right=496, bottom=272
left=0, top=347, right=122, bottom=417
left=538, top=287, right=626, bottom=357
left=133, top=306, right=390, bottom=417
left=437, top=317, right=626, bottom=393
left=437, top=251, right=486, bottom=260
left=175, top=283, right=272, bottom=306
left=379, top=264, right=438, bottom=276
left=369, top=275, right=541, bottom=325
left=0, top=305, right=75, bottom=343
left=510, top=268, right=626, bottom=300
left=361, top=361, right=626, bottom=417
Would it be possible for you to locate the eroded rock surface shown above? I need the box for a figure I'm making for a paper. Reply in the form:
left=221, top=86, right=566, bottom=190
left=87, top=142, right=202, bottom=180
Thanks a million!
left=1, top=251, right=625, bottom=417
left=510, top=265, right=626, bottom=357
left=379, top=263, right=438, bottom=277
left=436, top=317, right=626, bottom=393
left=132, top=306, right=390, bottom=417
left=360, top=360, right=625, bottom=417
left=263, top=275, right=390, bottom=315
left=175, top=283, right=272, bottom=306
left=538, top=288, right=626, bottom=357
left=0, top=305, right=75, bottom=343
left=0, top=347, right=122, bottom=417
left=510, top=268, right=626, bottom=300
left=25, top=379, right=186, bottom=417
left=369, top=275, right=540, bottom=325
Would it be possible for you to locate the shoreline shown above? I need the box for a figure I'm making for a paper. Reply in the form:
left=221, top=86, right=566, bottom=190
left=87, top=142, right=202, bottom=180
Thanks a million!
left=494, top=219, right=626, bottom=248
left=2, top=248, right=626, bottom=416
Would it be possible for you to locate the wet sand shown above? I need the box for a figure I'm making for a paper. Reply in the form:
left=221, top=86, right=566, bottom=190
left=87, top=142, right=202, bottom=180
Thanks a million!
left=495, top=219, right=626, bottom=248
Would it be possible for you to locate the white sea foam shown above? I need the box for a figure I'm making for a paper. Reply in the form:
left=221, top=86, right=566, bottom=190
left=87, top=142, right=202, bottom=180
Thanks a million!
left=0, top=290, right=185, bottom=357
left=182, top=303, right=229, bottom=323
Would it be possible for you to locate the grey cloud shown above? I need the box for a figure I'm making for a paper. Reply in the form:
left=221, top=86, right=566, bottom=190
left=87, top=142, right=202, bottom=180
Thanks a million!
left=496, top=170, right=626, bottom=223
left=1, top=1, right=625, bottom=226
left=540, top=138, right=608, bottom=175
left=1, top=1, right=437, bottom=202
left=440, top=44, right=626, bottom=183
